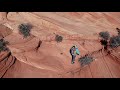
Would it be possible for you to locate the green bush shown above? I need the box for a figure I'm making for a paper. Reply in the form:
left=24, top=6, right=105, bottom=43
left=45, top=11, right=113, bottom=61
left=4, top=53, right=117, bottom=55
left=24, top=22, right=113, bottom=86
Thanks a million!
left=109, top=36, right=120, bottom=48
left=78, top=55, right=94, bottom=67
left=18, top=23, right=32, bottom=38
left=0, top=39, right=9, bottom=52
left=99, top=31, right=110, bottom=40
left=55, top=35, right=63, bottom=43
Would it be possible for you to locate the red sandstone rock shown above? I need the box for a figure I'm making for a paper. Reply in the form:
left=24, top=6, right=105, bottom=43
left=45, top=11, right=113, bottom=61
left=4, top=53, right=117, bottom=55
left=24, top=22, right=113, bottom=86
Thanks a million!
left=0, top=12, right=120, bottom=78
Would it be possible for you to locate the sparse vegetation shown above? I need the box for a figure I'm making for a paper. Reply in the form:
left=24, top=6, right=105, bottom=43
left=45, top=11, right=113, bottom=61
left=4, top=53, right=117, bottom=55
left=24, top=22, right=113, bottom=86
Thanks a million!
left=100, top=39, right=108, bottom=50
left=100, top=40, right=108, bottom=46
left=109, top=36, right=120, bottom=48
left=78, top=55, right=94, bottom=67
left=116, top=28, right=120, bottom=36
left=55, top=35, right=63, bottom=43
left=18, top=23, right=32, bottom=38
left=98, top=29, right=120, bottom=49
left=0, top=39, right=9, bottom=52
left=99, top=31, right=110, bottom=40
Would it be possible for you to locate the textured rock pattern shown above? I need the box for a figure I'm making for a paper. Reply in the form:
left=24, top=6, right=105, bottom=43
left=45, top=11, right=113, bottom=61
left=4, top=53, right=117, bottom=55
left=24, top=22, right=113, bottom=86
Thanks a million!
left=0, top=12, right=120, bottom=78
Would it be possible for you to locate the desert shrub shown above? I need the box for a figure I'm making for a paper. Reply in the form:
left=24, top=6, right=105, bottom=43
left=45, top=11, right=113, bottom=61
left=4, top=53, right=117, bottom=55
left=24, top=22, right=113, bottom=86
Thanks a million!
left=55, top=35, right=63, bottom=43
left=116, top=28, right=120, bottom=36
left=99, top=31, right=110, bottom=40
left=100, top=39, right=108, bottom=46
left=109, top=36, right=120, bottom=48
left=18, top=23, right=32, bottom=38
left=78, top=55, right=94, bottom=67
left=100, top=39, right=108, bottom=50
left=0, top=39, right=9, bottom=52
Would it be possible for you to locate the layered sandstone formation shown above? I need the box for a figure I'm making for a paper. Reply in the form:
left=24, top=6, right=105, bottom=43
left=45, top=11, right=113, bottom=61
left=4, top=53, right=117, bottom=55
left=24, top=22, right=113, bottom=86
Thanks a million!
left=0, top=12, right=120, bottom=78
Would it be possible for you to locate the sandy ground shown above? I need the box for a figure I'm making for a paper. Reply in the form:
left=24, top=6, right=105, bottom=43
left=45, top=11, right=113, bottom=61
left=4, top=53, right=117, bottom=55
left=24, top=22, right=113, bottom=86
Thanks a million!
left=0, top=12, right=120, bottom=78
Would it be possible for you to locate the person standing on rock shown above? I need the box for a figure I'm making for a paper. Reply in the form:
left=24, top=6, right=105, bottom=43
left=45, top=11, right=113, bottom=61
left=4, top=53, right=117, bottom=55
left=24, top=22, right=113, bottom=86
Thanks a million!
left=70, top=45, right=80, bottom=64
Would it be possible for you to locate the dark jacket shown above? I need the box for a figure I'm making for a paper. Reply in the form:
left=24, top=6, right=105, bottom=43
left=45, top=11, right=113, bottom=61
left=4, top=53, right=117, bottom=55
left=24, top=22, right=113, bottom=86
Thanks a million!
left=70, top=47, right=76, bottom=56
